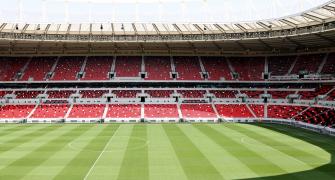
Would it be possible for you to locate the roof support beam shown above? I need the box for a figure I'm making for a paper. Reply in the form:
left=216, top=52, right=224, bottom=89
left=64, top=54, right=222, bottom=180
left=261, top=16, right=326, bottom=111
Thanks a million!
left=302, top=13, right=324, bottom=22
left=152, top=24, right=160, bottom=35
left=314, top=33, right=335, bottom=44
left=284, top=37, right=304, bottom=48
left=279, top=19, right=297, bottom=28
left=258, top=39, right=273, bottom=50
left=323, top=5, right=335, bottom=12
left=213, top=24, right=226, bottom=33
left=235, top=24, right=247, bottom=32
left=256, top=22, right=271, bottom=30
left=212, top=41, right=222, bottom=50
left=235, top=41, right=247, bottom=51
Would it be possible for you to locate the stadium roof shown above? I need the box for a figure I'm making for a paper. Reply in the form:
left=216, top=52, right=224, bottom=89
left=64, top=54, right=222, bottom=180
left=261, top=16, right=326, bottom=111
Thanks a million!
left=0, top=0, right=335, bottom=34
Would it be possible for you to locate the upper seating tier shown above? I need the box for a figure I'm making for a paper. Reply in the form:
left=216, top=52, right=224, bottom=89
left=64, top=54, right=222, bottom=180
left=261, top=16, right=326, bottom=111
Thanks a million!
left=174, top=56, right=202, bottom=80
left=52, top=56, right=84, bottom=81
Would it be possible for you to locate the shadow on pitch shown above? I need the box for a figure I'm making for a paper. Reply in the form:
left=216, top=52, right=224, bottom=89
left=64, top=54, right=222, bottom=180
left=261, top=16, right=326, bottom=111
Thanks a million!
left=241, top=123, right=335, bottom=180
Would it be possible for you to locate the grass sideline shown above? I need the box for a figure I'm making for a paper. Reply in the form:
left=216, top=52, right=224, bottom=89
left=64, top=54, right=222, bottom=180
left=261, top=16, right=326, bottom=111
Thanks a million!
left=0, top=123, right=333, bottom=180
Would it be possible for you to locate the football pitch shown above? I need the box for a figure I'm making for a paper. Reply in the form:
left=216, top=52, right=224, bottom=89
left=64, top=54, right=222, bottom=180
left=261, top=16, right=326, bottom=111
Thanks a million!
left=0, top=123, right=334, bottom=180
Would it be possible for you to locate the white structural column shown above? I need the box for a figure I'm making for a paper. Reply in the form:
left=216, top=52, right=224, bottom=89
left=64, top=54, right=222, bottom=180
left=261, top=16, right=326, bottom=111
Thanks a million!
left=141, top=55, right=145, bottom=72
left=198, top=56, right=206, bottom=72
left=80, top=56, right=88, bottom=72
left=287, top=55, right=299, bottom=75
left=16, top=58, right=32, bottom=81
left=177, top=103, right=183, bottom=119
left=317, top=53, right=329, bottom=73
left=141, top=104, right=145, bottom=119
left=111, top=56, right=116, bottom=72
left=211, top=103, right=220, bottom=121
left=170, top=56, right=176, bottom=72
left=291, top=106, right=311, bottom=120
left=246, top=104, right=257, bottom=118
left=27, top=104, right=39, bottom=119
left=264, top=103, right=268, bottom=118
left=64, top=104, right=74, bottom=119
left=50, top=56, right=60, bottom=72
left=102, top=104, right=109, bottom=119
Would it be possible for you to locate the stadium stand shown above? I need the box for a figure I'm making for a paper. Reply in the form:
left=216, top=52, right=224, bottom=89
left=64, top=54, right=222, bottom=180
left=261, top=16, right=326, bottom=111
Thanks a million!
left=112, top=90, right=140, bottom=98
left=295, top=107, right=335, bottom=126
left=174, top=56, right=202, bottom=80
left=80, top=90, right=109, bottom=98
left=209, top=90, right=237, bottom=98
left=0, top=57, right=29, bottom=81
left=31, top=104, right=69, bottom=118
left=51, top=56, right=84, bottom=81
left=82, top=56, right=112, bottom=80
left=215, top=104, right=254, bottom=118
left=20, top=57, right=56, bottom=81
left=145, top=90, right=173, bottom=98
left=106, top=104, right=141, bottom=118
left=145, top=56, right=172, bottom=80
left=321, top=53, right=335, bottom=74
left=291, top=54, right=324, bottom=74
left=178, top=90, right=206, bottom=98
left=0, top=91, right=12, bottom=98
left=181, top=104, right=216, bottom=118
left=268, top=56, right=295, bottom=76
left=0, top=105, right=35, bottom=118
left=229, top=57, right=264, bottom=81
left=115, top=56, right=141, bottom=77
left=15, top=91, right=43, bottom=99
left=201, top=57, right=233, bottom=80
left=241, top=90, right=263, bottom=98
left=268, top=105, right=306, bottom=119
left=268, top=91, right=292, bottom=99
left=144, top=104, right=179, bottom=118
left=68, top=104, right=105, bottom=118
left=47, top=90, right=76, bottom=99
left=249, top=104, right=264, bottom=118
left=298, top=86, right=333, bottom=100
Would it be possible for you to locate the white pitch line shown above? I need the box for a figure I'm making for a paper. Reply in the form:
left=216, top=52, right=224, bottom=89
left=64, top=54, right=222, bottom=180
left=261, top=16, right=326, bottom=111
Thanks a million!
left=83, top=125, right=121, bottom=180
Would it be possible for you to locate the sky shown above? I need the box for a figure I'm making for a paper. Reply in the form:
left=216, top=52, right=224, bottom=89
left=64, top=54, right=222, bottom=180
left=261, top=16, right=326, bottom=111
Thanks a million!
left=0, top=0, right=330, bottom=23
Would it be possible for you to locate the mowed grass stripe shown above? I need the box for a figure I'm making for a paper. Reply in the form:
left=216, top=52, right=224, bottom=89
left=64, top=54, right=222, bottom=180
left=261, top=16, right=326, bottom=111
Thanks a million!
left=148, top=124, right=188, bottom=180
left=0, top=125, right=56, bottom=155
left=226, top=124, right=334, bottom=180
left=229, top=124, right=328, bottom=165
left=86, top=125, right=134, bottom=179
left=179, top=124, right=257, bottom=179
left=53, top=124, right=120, bottom=180
left=0, top=125, right=44, bottom=143
left=0, top=125, right=32, bottom=137
left=163, top=124, right=223, bottom=180
left=195, top=124, right=286, bottom=176
left=117, top=125, right=149, bottom=180
left=249, top=124, right=331, bottom=160
left=0, top=125, right=69, bottom=170
left=0, top=125, right=93, bottom=179
left=259, top=123, right=335, bottom=177
left=24, top=124, right=112, bottom=180
left=260, top=124, right=335, bottom=152
left=0, top=125, right=27, bottom=133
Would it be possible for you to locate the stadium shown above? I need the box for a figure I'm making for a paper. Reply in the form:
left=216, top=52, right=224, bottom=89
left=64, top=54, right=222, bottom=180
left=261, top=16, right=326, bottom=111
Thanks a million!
left=0, top=0, right=335, bottom=179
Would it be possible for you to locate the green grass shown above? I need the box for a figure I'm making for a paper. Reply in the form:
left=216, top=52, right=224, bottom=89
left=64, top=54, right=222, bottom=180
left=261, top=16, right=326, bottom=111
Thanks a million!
left=0, top=123, right=334, bottom=180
